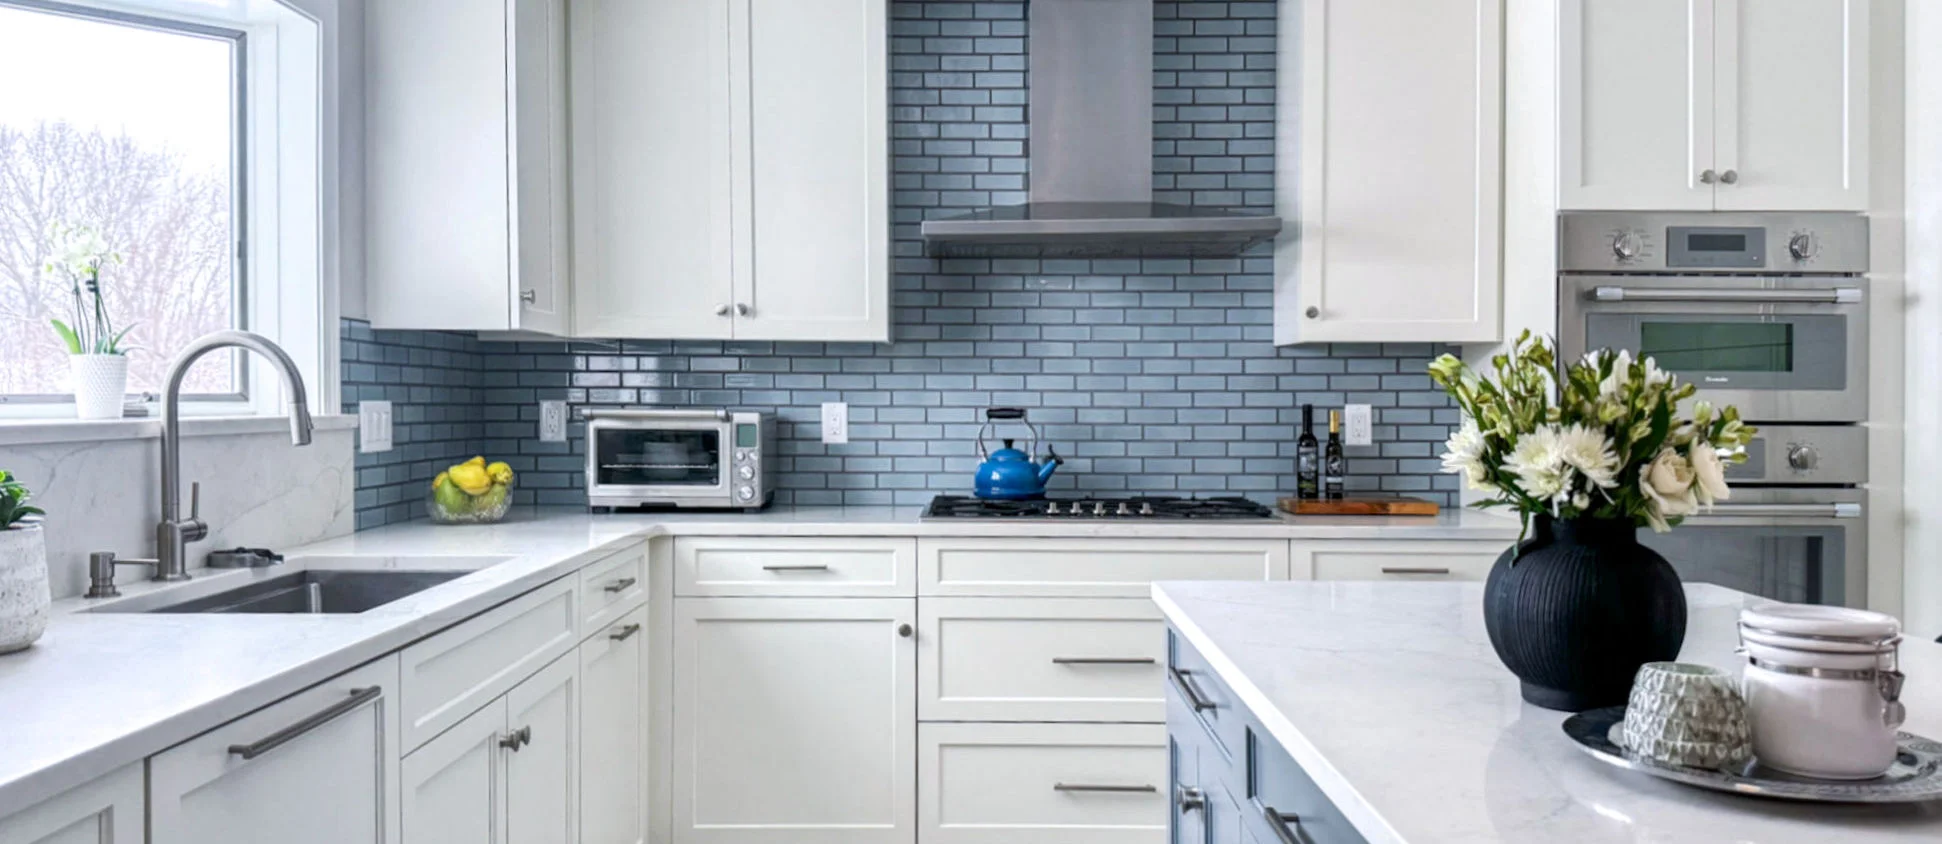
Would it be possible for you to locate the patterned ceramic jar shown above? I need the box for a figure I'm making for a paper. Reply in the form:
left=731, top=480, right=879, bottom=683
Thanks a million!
left=1621, top=662, right=1754, bottom=769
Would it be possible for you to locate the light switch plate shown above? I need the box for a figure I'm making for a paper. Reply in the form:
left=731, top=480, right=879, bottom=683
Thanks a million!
left=539, top=400, right=568, bottom=442
left=821, top=402, right=850, bottom=444
left=358, top=400, right=393, bottom=453
left=1344, top=404, right=1373, bottom=447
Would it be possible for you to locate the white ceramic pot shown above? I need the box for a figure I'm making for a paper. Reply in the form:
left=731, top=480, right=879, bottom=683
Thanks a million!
left=69, top=354, right=129, bottom=420
left=0, top=524, right=51, bottom=654
left=1739, top=603, right=1905, bottom=780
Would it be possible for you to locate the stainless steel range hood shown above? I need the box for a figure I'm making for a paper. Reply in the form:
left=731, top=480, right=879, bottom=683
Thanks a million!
left=919, top=0, right=1282, bottom=259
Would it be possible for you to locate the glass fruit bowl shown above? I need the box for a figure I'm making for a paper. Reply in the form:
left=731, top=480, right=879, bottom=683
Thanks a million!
left=429, top=460, right=515, bottom=524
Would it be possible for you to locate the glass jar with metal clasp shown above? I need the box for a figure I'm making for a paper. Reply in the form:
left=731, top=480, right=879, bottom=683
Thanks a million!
left=1738, top=603, right=1906, bottom=780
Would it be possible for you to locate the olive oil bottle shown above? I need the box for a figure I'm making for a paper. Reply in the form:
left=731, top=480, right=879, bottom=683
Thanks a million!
left=1324, top=410, right=1346, bottom=499
left=1296, top=404, right=1320, bottom=499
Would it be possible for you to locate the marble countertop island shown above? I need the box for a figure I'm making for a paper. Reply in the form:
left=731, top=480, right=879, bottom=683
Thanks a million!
left=1152, top=581, right=1942, bottom=844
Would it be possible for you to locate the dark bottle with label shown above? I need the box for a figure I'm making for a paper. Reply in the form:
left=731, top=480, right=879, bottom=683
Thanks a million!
left=1296, top=405, right=1321, bottom=499
left=1324, top=410, right=1346, bottom=499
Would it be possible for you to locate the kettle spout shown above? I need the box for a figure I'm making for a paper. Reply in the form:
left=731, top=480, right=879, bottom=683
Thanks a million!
left=1036, top=446, right=1063, bottom=485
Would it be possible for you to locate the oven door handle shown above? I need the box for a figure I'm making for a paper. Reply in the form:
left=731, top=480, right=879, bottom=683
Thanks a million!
left=1698, top=503, right=1863, bottom=519
left=1590, top=286, right=1863, bottom=305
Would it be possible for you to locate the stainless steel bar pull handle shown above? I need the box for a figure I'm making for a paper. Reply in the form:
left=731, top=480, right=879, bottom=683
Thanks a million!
left=1380, top=566, right=1452, bottom=575
left=1053, top=782, right=1159, bottom=793
left=1052, top=657, right=1158, bottom=665
left=603, top=577, right=637, bottom=593
left=761, top=564, right=831, bottom=572
left=1261, top=806, right=1312, bottom=844
left=1169, top=667, right=1216, bottom=712
left=1703, top=503, right=1863, bottom=518
left=1590, top=286, right=1862, bottom=305
left=228, top=687, right=382, bottom=760
left=609, top=623, right=643, bottom=642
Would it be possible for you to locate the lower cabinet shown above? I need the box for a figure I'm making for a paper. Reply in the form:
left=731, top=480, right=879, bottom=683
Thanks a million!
left=672, top=597, right=916, bottom=844
left=580, top=606, right=648, bottom=844
left=148, top=655, right=402, bottom=844
left=0, top=763, right=142, bottom=844
left=401, top=654, right=578, bottom=844
left=918, top=723, right=1167, bottom=844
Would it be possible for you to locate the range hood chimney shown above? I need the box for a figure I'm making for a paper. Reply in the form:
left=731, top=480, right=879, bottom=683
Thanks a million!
left=919, top=0, right=1282, bottom=259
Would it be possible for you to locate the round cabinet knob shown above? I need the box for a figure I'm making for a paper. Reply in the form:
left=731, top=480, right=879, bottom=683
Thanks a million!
left=1719, top=169, right=1739, bottom=185
left=898, top=623, right=913, bottom=638
left=1788, top=233, right=1817, bottom=261
left=1611, top=232, right=1644, bottom=260
left=1788, top=444, right=1820, bottom=472
left=737, top=485, right=755, bottom=500
left=737, top=465, right=755, bottom=480
left=715, top=304, right=732, bottom=317
left=1304, top=306, right=1320, bottom=319
left=735, top=303, right=752, bottom=317
left=519, top=289, right=537, bottom=304
left=1699, top=169, right=1718, bottom=184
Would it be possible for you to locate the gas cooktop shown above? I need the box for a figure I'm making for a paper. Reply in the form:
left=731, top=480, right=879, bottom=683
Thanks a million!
left=922, top=495, right=1277, bottom=521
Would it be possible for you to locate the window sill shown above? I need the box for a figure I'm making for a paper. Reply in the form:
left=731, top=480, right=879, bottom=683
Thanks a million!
left=0, top=414, right=357, bottom=448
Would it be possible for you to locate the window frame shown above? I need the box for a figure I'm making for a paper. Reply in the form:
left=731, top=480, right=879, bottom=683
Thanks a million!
left=0, top=0, right=255, bottom=410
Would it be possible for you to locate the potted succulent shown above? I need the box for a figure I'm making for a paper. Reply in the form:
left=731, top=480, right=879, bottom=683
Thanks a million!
left=0, top=470, right=50, bottom=654
left=1429, top=333, right=1756, bottom=712
left=44, top=223, right=133, bottom=420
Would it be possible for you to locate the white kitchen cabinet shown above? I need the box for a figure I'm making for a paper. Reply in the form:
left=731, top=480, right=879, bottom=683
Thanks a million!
left=0, top=764, right=141, bottom=844
left=366, top=0, right=571, bottom=333
left=1293, top=539, right=1508, bottom=582
left=1274, top=0, right=1504, bottom=344
left=917, top=537, right=1288, bottom=598
left=1560, top=0, right=1870, bottom=211
left=401, top=654, right=578, bottom=844
left=918, top=597, right=1166, bottom=723
left=149, top=656, right=402, bottom=844
left=918, top=723, right=1168, bottom=844
left=580, top=606, right=648, bottom=844
left=673, top=597, right=915, bottom=844
left=571, top=0, right=889, bottom=342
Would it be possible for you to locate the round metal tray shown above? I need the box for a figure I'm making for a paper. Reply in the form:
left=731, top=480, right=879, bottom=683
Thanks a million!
left=1562, top=706, right=1942, bottom=803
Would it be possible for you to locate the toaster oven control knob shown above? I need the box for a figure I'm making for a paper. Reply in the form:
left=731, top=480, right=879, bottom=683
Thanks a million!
left=1610, top=231, right=1643, bottom=261
left=737, top=485, right=755, bottom=501
left=737, top=465, right=755, bottom=480
left=1788, top=232, right=1818, bottom=261
left=1787, top=444, right=1820, bottom=472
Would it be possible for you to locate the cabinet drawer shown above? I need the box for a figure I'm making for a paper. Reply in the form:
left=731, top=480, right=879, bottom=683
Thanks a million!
left=399, top=575, right=577, bottom=751
left=1166, top=627, right=1244, bottom=768
left=919, top=597, right=1165, bottom=722
left=920, top=723, right=1167, bottom=844
left=0, top=762, right=142, bottom=844
left=1297, top=540, right=1504, bottom=582
left=1247, top=722, right=1368, bottom=844
left=578, top=544, right=648, bottom=637
left=920, top=538, right=1288, bottom=597
left=674, top=536, right=916, bottom=597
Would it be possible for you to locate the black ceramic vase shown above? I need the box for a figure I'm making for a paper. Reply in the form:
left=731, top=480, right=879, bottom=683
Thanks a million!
left=1482, top=515, right=1687, bottom=712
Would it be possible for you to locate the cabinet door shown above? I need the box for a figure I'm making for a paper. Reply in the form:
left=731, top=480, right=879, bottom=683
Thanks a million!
left=1278, top=0, right=1503, bottom=344
left=0, top=764, right=141, bottom=844
left=1559, top=0, right=1718, bottom=210
left=570, top=0, right=736, bottom=339
left=402, top=699, right=508, bottom=844
left=1712, top=0, right=1869, bottom=210
left=733, top=0, right=889, bottom=342
left=673, top=598, right=916, bottom=844
left=581, top=607, right=648, bottom=844
left=507, top=655, right=579, bottom=844
left=510, top=0, right=571, bottom=333
left=150, top=656, right=401, bottom=844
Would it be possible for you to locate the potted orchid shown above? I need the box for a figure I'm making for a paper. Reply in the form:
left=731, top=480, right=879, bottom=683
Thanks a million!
left=44, top=223, right=133, bottom=419
left=1428, top=332, right=1757, bottom=712
left=0, top=470, right=50, bottom=654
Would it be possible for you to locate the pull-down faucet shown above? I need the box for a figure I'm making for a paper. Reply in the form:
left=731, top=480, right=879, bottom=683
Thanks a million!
left=86, top=331, right=314, bottom=596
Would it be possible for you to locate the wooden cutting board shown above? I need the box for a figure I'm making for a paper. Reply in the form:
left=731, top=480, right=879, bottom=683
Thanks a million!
left=1278, top=496, right=1441, bottom=516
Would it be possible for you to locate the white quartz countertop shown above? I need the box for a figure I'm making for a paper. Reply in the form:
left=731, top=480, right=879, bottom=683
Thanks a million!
left=1151, top=581, right=1942, bottom=844
left=0, top=505, right=1515, bottom=817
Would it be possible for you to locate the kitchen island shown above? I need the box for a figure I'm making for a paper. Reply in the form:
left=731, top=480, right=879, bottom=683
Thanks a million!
left=1154, top=581, right=1942, bottom=844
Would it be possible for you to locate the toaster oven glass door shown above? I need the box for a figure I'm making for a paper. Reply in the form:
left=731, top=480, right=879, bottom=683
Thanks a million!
left=594, top=428, right=723, bottom=488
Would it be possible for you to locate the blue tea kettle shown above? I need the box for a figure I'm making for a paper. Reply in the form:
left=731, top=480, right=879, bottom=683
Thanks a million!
left=973, top=407, right=1062, bottom=500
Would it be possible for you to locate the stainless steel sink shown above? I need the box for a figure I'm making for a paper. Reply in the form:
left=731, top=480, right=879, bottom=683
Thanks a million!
left=141, top=570, right=469, bottom=614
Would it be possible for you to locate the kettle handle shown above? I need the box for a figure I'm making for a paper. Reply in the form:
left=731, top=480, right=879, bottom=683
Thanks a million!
left=977, top=408, right=1038, bottom=460
left=985, top=408, right=1026, bottom=421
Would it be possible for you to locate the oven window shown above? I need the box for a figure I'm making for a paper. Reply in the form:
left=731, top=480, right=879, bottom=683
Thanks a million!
left=596, top=429, right=721, bottom=487
left=1640, top=526, right=1844, bottom=606
left=1638, top=321, right=1794, bottom=372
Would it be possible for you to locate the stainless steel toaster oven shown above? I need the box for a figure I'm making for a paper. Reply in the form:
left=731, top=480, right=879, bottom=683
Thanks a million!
left=585, top=409, right=774, bottom=511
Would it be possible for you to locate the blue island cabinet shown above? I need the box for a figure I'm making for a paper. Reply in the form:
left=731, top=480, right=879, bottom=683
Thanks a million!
left=1166, top=625, right=1370, bottom=844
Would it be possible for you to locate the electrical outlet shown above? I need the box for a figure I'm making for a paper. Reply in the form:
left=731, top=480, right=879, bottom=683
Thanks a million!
left=1344, top=403, right=1374, bottom=447
left=358, top=400, right=393, bottom=453
left=539, top=400, right=568, bottom=443
left=821, top=402, right=850, bottom=444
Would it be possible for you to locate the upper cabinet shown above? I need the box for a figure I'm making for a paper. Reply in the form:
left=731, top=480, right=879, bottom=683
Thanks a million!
left=366, top=0, right=571, bottom=334
left=1275, top=0, right=1505, bottom=344
left=1561, top=0, right=1870, bottom=211
left=572, top=0, right=890, bottom=342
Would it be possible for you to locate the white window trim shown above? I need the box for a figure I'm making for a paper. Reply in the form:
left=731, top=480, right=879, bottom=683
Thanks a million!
left=1, top=0, right=342, bottom=433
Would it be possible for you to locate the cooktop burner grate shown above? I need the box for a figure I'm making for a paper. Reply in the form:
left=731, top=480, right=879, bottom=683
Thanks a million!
left=922, top=495, right=1277, bottom=520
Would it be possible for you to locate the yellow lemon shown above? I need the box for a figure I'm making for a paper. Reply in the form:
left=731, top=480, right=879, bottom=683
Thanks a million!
left=486, top=462, right=514, bottom=485
left=449, top=464, right=493, bottom=496
left=464, top=455, right=487, bottom=469
left=432, top=470, right=449, bottom=491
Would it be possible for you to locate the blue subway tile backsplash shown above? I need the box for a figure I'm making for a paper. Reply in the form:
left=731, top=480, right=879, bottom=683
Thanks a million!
left=341, top=0, right=1459, bottom=528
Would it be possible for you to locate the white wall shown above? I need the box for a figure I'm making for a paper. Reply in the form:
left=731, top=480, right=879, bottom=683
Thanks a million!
left=335, top=0, right=368, bottom=321
left=1903, top=0, right=1942, bottom=637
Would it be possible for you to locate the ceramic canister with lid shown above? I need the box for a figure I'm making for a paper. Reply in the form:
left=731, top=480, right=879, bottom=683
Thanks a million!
left=1738, top=603, right=1906, bottom=780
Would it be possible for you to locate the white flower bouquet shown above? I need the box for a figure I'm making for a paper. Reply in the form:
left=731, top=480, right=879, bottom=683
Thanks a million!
left=1428, top=332, right=1757, bottom=534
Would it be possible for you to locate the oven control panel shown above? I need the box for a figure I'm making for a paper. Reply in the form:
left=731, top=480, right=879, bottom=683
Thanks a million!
left=1560, top=212, right=1868, bottom=274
